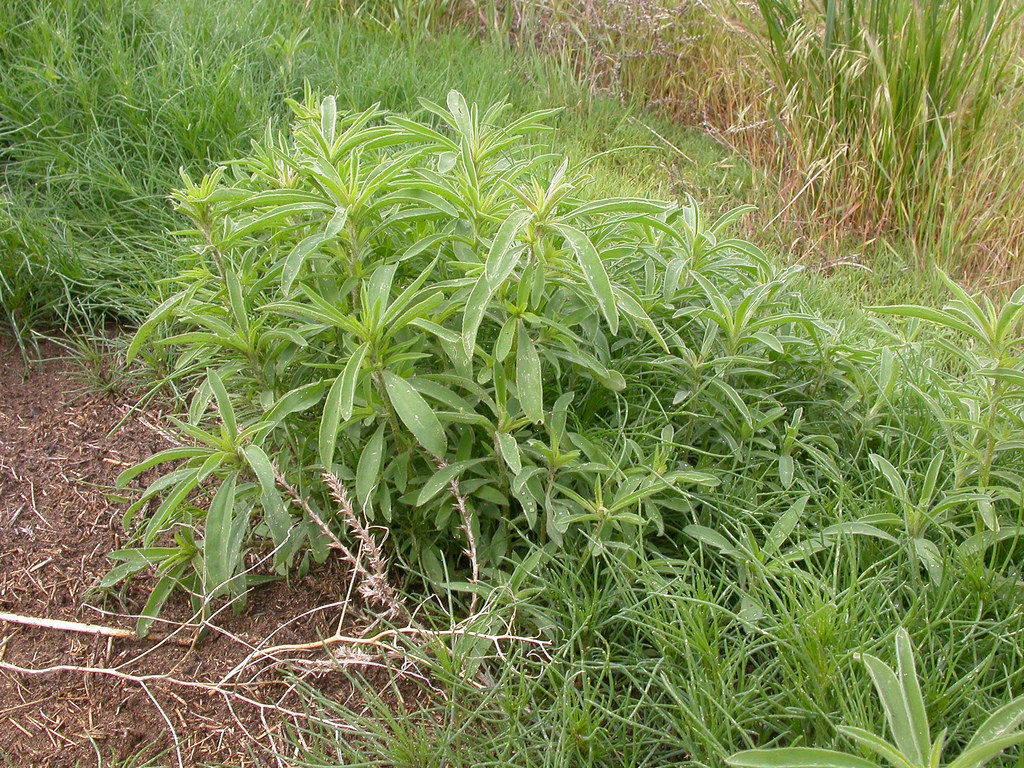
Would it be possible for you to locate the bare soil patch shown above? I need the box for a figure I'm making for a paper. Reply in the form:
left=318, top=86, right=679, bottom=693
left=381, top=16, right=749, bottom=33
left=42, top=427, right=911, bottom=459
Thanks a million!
left=0, top=336, right=396, bottom=767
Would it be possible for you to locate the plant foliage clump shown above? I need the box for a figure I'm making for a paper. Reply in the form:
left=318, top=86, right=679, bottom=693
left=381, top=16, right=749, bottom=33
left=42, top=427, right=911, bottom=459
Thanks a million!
left=112, top=91, right=864, bottom=631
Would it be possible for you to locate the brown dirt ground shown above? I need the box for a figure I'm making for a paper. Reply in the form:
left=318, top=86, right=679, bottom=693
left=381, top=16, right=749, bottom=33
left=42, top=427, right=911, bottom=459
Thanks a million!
left=0, top=336, right=408, bottom=767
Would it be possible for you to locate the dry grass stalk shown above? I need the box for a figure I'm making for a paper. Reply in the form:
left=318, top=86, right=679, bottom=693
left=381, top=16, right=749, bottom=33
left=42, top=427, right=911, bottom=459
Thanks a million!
left=273, top=465, right=405, bottom=620
left=0, top=611, right=192, bottom=646
left=321, top=471, right=406, bottom=621
left=435, top=459, right=479, bottom=614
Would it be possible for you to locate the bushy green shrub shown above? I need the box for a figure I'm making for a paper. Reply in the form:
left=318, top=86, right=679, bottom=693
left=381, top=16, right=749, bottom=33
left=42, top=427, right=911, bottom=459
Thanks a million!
left=109, top=91, right=881, bottom=633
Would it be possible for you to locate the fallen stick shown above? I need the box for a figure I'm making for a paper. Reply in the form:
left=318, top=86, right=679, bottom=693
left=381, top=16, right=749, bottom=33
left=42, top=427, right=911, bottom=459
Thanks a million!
left=0, top=611, right=192, bottom=646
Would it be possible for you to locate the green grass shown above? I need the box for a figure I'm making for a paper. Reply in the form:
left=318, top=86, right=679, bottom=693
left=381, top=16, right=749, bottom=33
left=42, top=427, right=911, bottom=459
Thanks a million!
left=750, top=0, right=1024, bottom=279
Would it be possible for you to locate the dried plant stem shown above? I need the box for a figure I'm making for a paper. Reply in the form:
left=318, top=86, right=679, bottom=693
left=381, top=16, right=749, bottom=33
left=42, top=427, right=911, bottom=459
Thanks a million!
left=437, top=459, right=479, bottom=613
left=0, top=610, right=192, bottom=646
left=320, top=471, right=406, bottom=620
left=0, top=659, right=363, bottom=735
left=273, top=464, right=405, bottom=620
left=238, top=624, right=550, bottom=659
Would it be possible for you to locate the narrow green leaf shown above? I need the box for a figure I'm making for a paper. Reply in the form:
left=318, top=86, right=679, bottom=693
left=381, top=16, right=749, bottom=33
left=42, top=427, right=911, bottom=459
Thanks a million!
left=259, top=381, right=326, bottom=432
left=446, top=90, right=474, bottom=141
left=203, top=473, right=239, bottom=599
left=836, top=727, right=916, bottom=768
left=382, top=370, right=447, bottom=457
left=242, top=444, right=284, bottom=521
left=959, top=527, right=1024, bottom=559
left=860, top=652, right=922, bottom=765
left=324, top=205, right=348, bottom=239
left=463, top=273, right=494, bottom=356
left=207, top=369, right=237, bottom=444
left=321, top=95, right=337, bottom=147
left=222, top=201, right=333, bottom=246
left=338, top=342, right=369, bottom=421
left=684, top=524, right=736, bottom=554
left=894, top=628, right=931, bottom=761
left=913, top=538, right=944, bottom=586
left=778, top=454, right=795, bottom=489
left=616, top=287, right=669, bottom=352
left=137, top=561, right=187, bottom=638
left=141, top=469, right=204, bottom=547
left=319, top=342, right=369, bottom=468
left=947, top=732, right=1024, bottom=768
left=485, top=210, right=532, bottom=286
left=870, top=454, right=908, bottom=502
left=416, top=459, right=486, bottom=506
left=126, top=289, right=190, bottom=364
left=516, top=321, right=543, bottom=423
left=919, top=452, right=944, bottom=509
left=116, top=447, right=209, bottom=488
left=564, top=198, right=670, bottom=219
left=282, top=233, right=324, bottom=294
left=868, top=305, right=983, bottom=343
left=223, top=269, right=249, bottom=338
left=356, top=425, right=385, bottom=510
left=495, top=317, right=516, bottom=362
left=496, top=432, right=522, bottom=474
left=766, top=493, right=809, bottom=553
left=552, top=223, right=618, bottom=334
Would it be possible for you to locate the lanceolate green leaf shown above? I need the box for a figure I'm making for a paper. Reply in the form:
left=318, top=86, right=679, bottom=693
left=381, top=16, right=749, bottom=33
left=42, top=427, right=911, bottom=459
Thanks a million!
left=116, top=447, right=210, bottom=488
left=894, top=628, right=930, bottom=762
left=485, top=209, right=532, bottom=286
left=615, top=287, right=669, bottom=352
left=868, top=305, right=985, bottom=343
left=463, top=273, right=495, bottom=356
left=320, top=342, right=369, bottom=469
left=860, top=651, right=923, bottom=765
left=382, top=370, right=447, bottom=457
left=835, top=727, right=915, bottom=768
left=551, top=222, right=618, bottom=335
left=203, top=473, right=240, bottom=599
left=126, top=287, right=193, bottom=364
left=355, top=425, right=385, bottom=510
left=282, top=233, right=325, bottom=294
left=947, top=732, right=1024, bottom=768
left=516, top=321, right=543, bottom=423
left=966, top=695, right=1024, bottom=750
left=242, top=444, right=284, bottom=520
left=207, top=369, right=237, bottom=445
left=496, top=432, right=522, bottom=474
left=416, top=459, right=487, bottom=506
left=320, top=94, right=337, bottom=147
left=137, top=560, right=188, bottom=639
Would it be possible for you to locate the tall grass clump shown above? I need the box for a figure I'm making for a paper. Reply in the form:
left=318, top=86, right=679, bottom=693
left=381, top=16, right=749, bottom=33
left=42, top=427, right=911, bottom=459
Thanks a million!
left=750, top=0, right=1024, bottom=278
left=0, top=0, right=285, bottom=334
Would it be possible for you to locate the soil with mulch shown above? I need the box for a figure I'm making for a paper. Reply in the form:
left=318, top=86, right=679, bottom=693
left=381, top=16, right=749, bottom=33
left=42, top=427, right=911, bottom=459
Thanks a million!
left=0, top=336, right=401, bottom=767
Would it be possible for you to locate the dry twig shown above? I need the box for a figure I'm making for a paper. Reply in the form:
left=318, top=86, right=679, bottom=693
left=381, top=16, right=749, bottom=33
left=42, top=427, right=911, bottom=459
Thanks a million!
left=0, top=610, right=192, bottom=646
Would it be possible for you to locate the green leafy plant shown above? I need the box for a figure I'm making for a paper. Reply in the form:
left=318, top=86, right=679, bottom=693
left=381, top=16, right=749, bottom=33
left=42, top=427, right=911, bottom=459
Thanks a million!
left=728, top=628, right=1024, bottom=768
left=109, top=89, right=849, bottom=631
